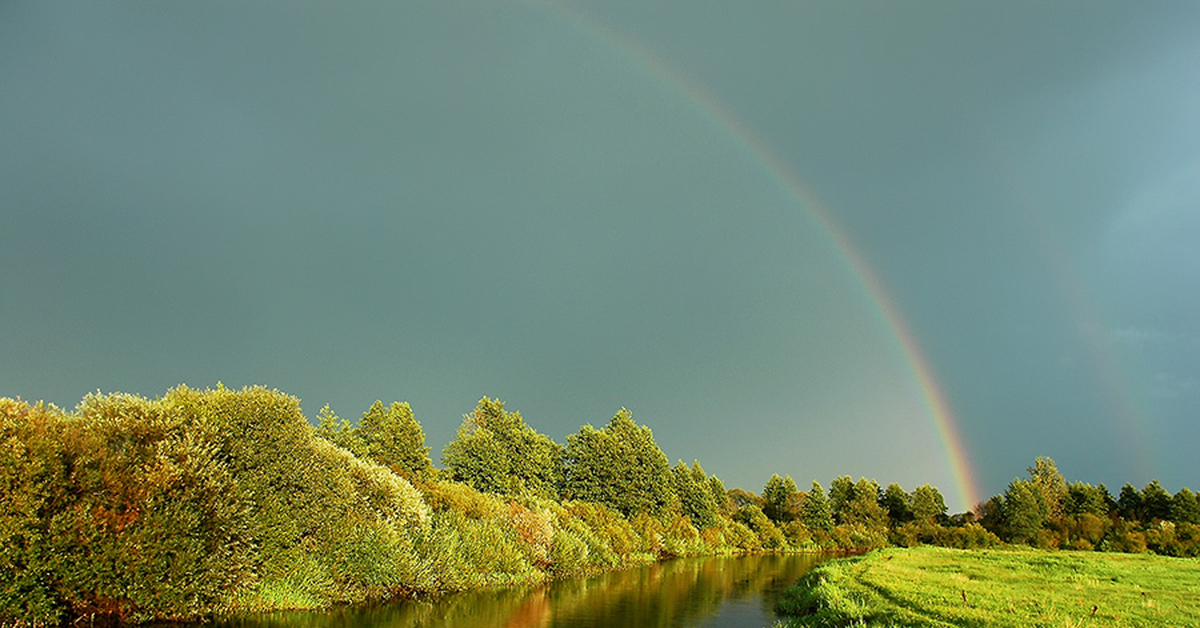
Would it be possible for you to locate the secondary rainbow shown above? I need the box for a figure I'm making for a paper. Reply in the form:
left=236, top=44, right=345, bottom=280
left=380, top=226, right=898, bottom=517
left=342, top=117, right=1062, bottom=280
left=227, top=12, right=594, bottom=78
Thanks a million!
left=541, top=2, right=983, bottom=510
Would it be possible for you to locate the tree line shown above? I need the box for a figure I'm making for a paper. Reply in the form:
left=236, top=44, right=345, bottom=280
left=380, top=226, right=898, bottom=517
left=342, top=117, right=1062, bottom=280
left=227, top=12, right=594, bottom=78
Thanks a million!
left=2, top=386, right=1195, bottom=626
left=975, top=456, right=1200, bottom=556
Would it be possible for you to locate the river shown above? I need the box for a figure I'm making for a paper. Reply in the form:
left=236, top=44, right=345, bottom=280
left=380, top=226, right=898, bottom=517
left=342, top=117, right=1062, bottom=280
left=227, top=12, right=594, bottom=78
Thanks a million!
left=189, top=553, right=830, bottom=628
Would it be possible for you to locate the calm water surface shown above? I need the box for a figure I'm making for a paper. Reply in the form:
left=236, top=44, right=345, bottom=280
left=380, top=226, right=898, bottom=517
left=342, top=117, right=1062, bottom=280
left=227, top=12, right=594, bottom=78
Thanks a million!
left=196, top=553, right=830, bottom=628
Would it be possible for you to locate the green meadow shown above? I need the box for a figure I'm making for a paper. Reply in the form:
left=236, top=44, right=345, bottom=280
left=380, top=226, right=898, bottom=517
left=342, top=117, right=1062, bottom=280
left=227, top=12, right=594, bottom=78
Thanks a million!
left=776, top=546, right=1200, bottom=627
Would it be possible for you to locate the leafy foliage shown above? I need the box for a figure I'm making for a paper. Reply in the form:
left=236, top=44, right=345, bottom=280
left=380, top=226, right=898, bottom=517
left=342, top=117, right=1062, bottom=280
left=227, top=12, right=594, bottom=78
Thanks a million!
left=442, top=397, right=562, bottom=499
left=801, top=481, right=834, bottom=531
left=672, top=461, right=719, bottom=529
left=562, top=408, right=673, bottom=516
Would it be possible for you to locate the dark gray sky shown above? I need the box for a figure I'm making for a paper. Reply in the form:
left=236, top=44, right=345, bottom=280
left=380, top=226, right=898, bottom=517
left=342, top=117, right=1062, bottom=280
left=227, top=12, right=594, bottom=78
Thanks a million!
left=3, top=1, right=1198, bottom=511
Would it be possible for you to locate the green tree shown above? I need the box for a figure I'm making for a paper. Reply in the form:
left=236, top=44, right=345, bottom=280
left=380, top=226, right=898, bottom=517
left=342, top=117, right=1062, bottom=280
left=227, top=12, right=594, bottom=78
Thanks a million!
left=801, top=481, right=834, bottom=531
left=707, top=475, right=732, bottom=515
left=1118, top=483, right=1143, bottom=522
left=442, top=397, right=562, bottom=498
left=1064, top=482, right=1110, bottom=517
left=762, top=474, right=799, bottom=523
left=910, top=484, right=947, bottom=522
left=829, top=475, right=856, bottom=525
left=882, top=483, right=913, bottom=524
left=358, top=400, right=432, bottom=480
left=562, top=408, right=673, bottom=516
left=1171, top=488, right=1200, bottom=525
left=1002, top=478, right=1048, bottom=545
left=672, top=461, right=718, bottom=528
left=1142, top=480, right=1172, bottom=522
left=315, top=404, right=367, bottom=457
left=1027, top=456, right=1067, bottom=518
left=842, top=478, right=888, bottom=530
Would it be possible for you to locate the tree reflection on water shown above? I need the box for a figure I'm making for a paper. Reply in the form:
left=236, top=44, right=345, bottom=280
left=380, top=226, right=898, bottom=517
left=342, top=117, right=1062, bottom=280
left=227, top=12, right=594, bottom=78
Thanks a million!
left=194, top=553, right=829, bottom=628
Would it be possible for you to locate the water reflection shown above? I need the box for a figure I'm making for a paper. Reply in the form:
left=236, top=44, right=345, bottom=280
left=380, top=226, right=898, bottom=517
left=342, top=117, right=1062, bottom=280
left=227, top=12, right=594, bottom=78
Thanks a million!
left=197, top=554, right=827, bottom=628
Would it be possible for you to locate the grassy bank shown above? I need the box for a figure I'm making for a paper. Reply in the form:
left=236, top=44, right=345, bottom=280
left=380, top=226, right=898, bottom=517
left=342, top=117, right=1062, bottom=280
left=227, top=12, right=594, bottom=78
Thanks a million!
left=776, top=546, right=1200, bottom=627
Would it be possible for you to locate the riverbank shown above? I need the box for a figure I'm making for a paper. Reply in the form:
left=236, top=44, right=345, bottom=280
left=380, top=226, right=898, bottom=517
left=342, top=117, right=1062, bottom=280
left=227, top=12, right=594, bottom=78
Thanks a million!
left=0, top=387, right=830, bottom=626
left=775, top=546, right=1200, bottom=627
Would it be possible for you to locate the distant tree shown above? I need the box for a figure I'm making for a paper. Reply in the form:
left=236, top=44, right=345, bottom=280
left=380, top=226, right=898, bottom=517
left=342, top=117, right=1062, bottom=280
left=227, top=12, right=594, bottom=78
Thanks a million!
left=1142, top=480, right=1173, bottom=522
left=672, top=460, right=718, bottom=528
left=734, top=505, right=786, bottom=550
left=829, top=475, right=856, bottom=525
left=1064, top=482, right=1110, bottom=517
left=1171, top=487, right=1200, bottom=525
left=762, top=474, right=799, bottom=523
left=442, top=397, right=562, bottom=498
left=1002, top=478, right=1048, bottom=545
left=977, top=495, right=1005, bottom=536
left=842, top=478, right=888, bottom=530
left=358, top=400, right=432, bottom=480
left=882, top=483, right=913, bottom=525
left=728, top=487, right=764, bottom=510
left=802, top=481, right=834, bottom=531
left=562, top=408, right=672, bottom=516
left=315, top=404, right=367, bottom=457
left=1118, top=484, right=1143, bottom=522
left=1027, top=456, right=1068, bottom=518
left=910, top=484, right=948, bottom=522
left=707, top=475, right=733, bottom=515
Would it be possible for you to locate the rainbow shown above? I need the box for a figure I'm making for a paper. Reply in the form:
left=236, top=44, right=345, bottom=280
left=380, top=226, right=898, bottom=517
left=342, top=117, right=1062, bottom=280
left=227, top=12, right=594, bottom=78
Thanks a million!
left=539, top=2, right=983, bottom=510
left=984, top=144, right=1155, bottom=482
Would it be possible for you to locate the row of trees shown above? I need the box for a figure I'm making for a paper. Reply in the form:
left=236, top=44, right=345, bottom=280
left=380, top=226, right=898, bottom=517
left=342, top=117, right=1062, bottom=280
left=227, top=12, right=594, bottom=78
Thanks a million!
left=978, top=457, right=1200, bottom=556
left=6, top=384, right=1193, bottom=625
left=299, top=396, right=1200, bottom=559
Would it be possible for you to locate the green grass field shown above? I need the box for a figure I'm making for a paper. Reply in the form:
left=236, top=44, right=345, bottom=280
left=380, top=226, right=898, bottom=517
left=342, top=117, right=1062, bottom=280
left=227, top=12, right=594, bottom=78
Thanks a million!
left=776, top=546, right=1200, bottom=627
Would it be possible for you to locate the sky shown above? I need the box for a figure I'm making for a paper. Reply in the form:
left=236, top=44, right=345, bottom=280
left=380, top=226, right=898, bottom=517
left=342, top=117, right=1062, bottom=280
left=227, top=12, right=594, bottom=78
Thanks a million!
left=2, top=1, right=1198, bottom=512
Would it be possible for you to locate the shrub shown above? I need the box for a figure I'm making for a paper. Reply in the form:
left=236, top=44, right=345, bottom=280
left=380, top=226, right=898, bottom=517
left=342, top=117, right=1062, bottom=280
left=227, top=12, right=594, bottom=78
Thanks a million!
left=0, top=393, right=258, bottom=624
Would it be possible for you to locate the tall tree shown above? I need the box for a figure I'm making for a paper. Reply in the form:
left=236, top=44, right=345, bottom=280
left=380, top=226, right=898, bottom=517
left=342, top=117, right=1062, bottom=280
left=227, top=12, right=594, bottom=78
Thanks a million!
left=1003, top=478, right=1048, bottom=545
left=707, top=474, right=733, bottom=515
left=672, top=461, right=718, bottom=528
left=1064, top=482, right=1110, bottom=517
left=562, top=408, right=673, bottom=516
left=1141, top=480, right=1173, bottom=521
left=829, top=475, right=856, bottom=525
left=1027, top=456, right=1068, bottom=518
left=762, top=474, right=799, bottom=523
left=1118, top=483, right=1143, bottom=522
left=910, top=484, right=948, bottom=522
left=358, top=400, right=432, bottom=480
left=1171, top=487, right=1200, bottom=525
left=882, top=483, right=913, bottom=524
left=842, top=478, right=888, bottom=530
left=442, top=397, right=562, bottom=498
left=802, top=481, right=834, bottom=531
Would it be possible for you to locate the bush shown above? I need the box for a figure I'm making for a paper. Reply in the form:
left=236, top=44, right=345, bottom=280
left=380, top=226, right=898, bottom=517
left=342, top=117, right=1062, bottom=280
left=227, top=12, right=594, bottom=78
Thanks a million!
left=0, top=393, right=258, bottom=624
left=564, top=501, right=638, bottom=556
